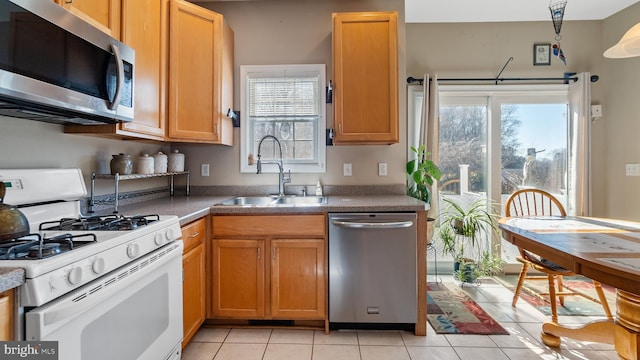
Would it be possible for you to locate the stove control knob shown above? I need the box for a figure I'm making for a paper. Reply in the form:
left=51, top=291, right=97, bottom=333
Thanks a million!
left=92, top=258, right=106, bottom=274
left=165, top=228, right=177, bottom=241
left=68, top=267, right=83, bottom=285
left=154, top=233, right=165, bottom=246
left=127, top=243, right=140, bottom=259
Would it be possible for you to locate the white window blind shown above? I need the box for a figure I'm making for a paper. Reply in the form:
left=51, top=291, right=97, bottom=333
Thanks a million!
left=241, top=65, right=326, bottom=173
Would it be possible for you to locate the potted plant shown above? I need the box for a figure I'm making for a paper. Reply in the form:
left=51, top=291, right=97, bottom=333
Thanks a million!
left=437, top=197, right=504, bottom=283
left=406, top=144, right=442, bottom=206
left=406, top=144, right=442, bottom=242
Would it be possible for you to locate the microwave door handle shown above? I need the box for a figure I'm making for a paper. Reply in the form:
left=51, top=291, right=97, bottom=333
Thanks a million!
left=108, top=44, right=124, bottom=110
left=331, top=220, right=413, bottom=229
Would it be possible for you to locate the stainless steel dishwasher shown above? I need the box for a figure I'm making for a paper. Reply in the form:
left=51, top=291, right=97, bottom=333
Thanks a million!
left=329, top=213, right=417, bottom=327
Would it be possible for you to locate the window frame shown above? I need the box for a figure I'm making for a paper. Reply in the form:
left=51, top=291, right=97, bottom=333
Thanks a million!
left=240, top=64, right=326, bottom=174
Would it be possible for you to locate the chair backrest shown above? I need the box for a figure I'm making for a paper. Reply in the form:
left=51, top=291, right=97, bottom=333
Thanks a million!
left=505, top=189, right=567, bottom=217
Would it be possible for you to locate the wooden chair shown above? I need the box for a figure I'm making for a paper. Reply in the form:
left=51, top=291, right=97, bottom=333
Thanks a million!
left=505, top=188, right=613, bottom=323
left=438, top=179, right=460, bottom=195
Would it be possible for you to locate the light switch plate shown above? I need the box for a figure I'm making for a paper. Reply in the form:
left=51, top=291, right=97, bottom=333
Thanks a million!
left=201, top=164, right=210, bottom=177
left=625, top=163, right=640, bottom=176
left=378, top=163, right=387, bottom=176
left=343, top=163, right=352, bottom=177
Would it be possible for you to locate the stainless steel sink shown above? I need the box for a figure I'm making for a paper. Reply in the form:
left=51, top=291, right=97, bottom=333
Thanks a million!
left=217, top=195, right=327, bottom=206
left=274, top=196, right=327, bottom=205
left=218, top=196, right=278, bottom=206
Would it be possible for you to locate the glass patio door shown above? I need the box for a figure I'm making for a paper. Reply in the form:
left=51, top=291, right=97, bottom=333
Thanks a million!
left=435, top=87, right=569, bottom=265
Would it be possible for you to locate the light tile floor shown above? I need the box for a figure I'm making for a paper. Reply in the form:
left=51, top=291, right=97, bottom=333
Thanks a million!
left=183, top=275, right=619, bottom=360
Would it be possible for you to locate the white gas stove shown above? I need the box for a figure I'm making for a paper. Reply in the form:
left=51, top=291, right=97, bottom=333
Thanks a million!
left=0, top=169, right=183, bottom=360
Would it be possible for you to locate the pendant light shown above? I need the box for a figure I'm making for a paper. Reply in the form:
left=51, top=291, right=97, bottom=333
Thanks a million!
left=604, top=23, right=640, bottom=58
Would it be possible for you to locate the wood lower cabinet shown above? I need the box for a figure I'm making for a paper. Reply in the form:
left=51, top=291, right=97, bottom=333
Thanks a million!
left=54, top=0, right=120, bottom=38
left=181, top=218, right=206, bottom=348
left=167, top=0, right=233, bottom=145
left=0, top=289, right=14, bottom=341
left=332, top=12, right=398, bottom=145
left=271, top=239, right=325, bottom=319
left=64, top=0, right=167, bottom=140
left=212, top=239, right=265, bottom=318
left=211, top=215, right=326, bottom=321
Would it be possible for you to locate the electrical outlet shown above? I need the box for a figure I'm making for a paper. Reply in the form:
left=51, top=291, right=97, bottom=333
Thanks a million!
left=626, top=163, right=640, bottom=176
left=201, top=164, right=210, bottom=177
left=343, top=163, right=352, bottom=177
left=378, top=163, right=387, bottom=176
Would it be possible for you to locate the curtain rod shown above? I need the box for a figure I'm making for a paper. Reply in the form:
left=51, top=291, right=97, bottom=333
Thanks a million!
left=407, top=74, right=600, bottom=85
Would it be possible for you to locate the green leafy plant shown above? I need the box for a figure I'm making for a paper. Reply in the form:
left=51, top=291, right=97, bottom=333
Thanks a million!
left=406, top=144, right=442, bottom=205
left=437, top=197, right=504, bottom=282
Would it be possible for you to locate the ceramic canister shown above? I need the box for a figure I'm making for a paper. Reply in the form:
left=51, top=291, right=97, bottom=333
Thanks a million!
left=110, top=153, right=133, bottom=175
left=136, top=154, right=155, bottom=174
left=152, top=151, right=168, bottom=173
left=168, top=149, right=185, bottom=172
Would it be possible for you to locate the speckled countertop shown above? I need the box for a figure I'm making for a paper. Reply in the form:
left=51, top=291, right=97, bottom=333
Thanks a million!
left=0, top=193, right=427, bottom=288
left=0, top=268, right=25, bottom=293
left=101, top=194, right=428, bottom=225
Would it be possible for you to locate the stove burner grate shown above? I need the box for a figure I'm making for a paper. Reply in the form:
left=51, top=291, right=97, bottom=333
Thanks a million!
left=39, top=214, right=160, bottom=231
left=0, top=233, right=98, bottom=260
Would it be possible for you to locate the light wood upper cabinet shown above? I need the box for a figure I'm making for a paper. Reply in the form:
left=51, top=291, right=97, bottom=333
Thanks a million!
left=64, top=0, right=167, bottom=140
left=211, top=215, right=326, bottom=320
left=167, top=0, right=234, bottom=145
left=54, top=0, right=120, bottom=38
left=0, top=289, right=15, bottom=341
left=332, top=12, right=398, bottom=145
left=181, top=218, right=207, bottom=348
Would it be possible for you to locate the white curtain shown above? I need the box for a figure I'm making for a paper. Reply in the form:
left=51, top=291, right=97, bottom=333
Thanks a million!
left=408, top=74, right=440, bottom=216
left=567, top=72, right=591, bottom=216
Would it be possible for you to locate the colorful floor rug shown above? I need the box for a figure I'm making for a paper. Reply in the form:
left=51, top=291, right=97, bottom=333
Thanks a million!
left=427, top=282, right=509, bottom=335
left=496, top=275, right=617, bottom=317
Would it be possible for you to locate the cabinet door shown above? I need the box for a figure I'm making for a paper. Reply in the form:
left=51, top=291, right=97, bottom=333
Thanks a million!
left=118, top=0, right=166, bottom=140
left=0, top=289, right=14, bottom=341
left=271, top=239, right=325, bottom=319
left=168, top=0, right=233, bottom=145
left=182, top=243, right=205, bottom=348
left=55, top=0, right=120, bottom=38
left=212, top=239, right=265, bottom=318
left=332, top=12, right=398, bottom=145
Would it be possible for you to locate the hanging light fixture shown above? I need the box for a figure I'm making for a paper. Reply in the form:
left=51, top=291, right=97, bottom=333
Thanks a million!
left=604, top=23, right=640, bottom=58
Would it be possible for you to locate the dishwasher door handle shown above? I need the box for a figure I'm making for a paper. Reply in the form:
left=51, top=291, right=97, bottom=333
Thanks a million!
left=331, top=220, right=414, bottom=229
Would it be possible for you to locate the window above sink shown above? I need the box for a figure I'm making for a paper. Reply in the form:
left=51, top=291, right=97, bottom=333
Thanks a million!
left=239, top=64, right=327, bottom=174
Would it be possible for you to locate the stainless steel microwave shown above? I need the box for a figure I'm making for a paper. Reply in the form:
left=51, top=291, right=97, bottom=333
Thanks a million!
left=0, top=0, right=135, bottom=125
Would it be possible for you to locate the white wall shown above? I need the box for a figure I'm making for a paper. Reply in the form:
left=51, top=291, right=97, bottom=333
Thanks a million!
left=0, top=117, right=171, bottom=195
left=603, top=3, right=640, bottom=220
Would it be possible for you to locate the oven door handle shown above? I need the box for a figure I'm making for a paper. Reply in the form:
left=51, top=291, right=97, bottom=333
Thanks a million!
left=331, top=220, right=414, bottom=229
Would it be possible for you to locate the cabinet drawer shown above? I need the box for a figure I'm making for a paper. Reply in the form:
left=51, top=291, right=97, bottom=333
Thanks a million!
left=182, top=218, right=206, bottom=253
left=213, top=215, right=325, bottom=237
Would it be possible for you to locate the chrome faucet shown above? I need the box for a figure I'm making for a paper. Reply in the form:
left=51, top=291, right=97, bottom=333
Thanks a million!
left=256, top=135, right=291, bottom=196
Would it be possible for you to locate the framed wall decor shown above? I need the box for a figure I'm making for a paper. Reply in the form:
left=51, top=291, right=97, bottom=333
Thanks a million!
left=533, top=43, right=551, bottom=66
